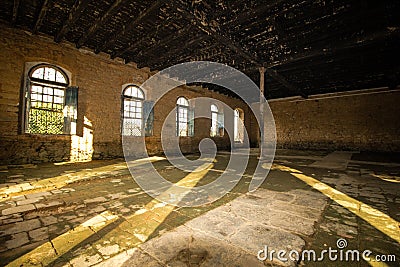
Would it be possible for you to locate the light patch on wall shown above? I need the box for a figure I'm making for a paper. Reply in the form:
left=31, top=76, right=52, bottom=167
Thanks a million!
left=70, top=116, right=93, bottom=162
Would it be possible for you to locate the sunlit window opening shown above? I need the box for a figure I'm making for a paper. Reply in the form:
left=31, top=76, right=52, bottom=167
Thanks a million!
left=210, top=104, right=224, bottom=137
left=176, top=97, right=189, bottom=136
left=210, top=104, right=218, bottom=137
left=27, top=65, right=69, bottom=134
left=234, top=108, right=244, bottom=142
left=122, top=85, right=144, bottom=136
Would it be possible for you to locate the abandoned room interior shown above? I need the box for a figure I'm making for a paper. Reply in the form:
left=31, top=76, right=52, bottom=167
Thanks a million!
left=0, top=0, right=399, bottom=266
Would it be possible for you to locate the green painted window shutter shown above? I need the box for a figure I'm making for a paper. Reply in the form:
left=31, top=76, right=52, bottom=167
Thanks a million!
left=63, top=86, right=78, bottom=134
left=188, top=107, right=194, bottom=137
left=143, top=100, right=154, bottom=136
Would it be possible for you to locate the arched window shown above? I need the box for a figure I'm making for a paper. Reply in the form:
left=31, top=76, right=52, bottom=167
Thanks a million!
left=26, top=64, right=70, bottom=134
left=234, top=108, right=244, bottom=142
left=122, top=85, right=145, bottom=136
left=210, top=104, right=224, bottom=137
left=176, top=97, right=189, bottom=136
left=210, top=104, right=219, bottom=137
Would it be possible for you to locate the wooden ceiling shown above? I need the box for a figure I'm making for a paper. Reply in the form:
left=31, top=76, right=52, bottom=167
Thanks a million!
left=1, top=0, right=399, bottom=99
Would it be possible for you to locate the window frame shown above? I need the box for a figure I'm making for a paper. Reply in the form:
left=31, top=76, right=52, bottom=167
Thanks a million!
left=210, top=104, right=219, bottom=137
left=121, top=85, right=145, bottom=137
left=176, top=97, right=190, bottom=137
left=24, top=63, right=70, bottom=135
left=210, top=104, right=224, bottom=137
left=234, top=108, right=244, bottom=142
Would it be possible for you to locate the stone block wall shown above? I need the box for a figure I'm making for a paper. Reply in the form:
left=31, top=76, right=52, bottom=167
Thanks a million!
left=0, top=24, right=255, bottom=164
left=269, top=89, right=400, bottom=152
left=2, top=23, right=398, bottom=164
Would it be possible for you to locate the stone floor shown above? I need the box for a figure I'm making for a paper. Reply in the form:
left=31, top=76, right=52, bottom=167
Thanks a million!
left=0, top=149, right=399, bottom=266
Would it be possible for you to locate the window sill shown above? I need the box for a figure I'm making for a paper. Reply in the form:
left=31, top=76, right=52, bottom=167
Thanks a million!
left=22, top=133, right=72, bottom=140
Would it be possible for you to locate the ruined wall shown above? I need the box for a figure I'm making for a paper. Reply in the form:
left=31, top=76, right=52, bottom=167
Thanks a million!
left=269, top=89, right=400, bottom=152
left=0, top=25, right=254, bottom=164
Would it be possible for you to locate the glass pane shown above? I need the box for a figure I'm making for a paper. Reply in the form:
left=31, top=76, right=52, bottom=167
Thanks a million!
left=31, top=66, right=68, bottom=85
left=124, top=86, right=144, bottom=99
left=43, top=95, right=53, bottom=103
left=44, top=67, right=56, bottom=81
left=126, top=87, right=132, bottom=96
left=31, top=85, right=41, bottom=93
left=177, top=97, right=188, bottom=106
left=137, top=89, right=144, bottom=99
left=44, top=87, right=53, bottom=95
left=54, top=89, right=64, bottom=96
left=55, top=71, right=67, bottom=84
left=32, top=68, right=44, bottom=79
left=54, top=96, right=63, bottom=104
left=31, top=94, right=40, bottom=101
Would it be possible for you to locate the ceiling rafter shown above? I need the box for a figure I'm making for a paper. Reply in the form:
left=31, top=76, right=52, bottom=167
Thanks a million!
left=33, top=0, right=50, bottom=33
left=172, top=3, right=305, bottom=97
left=2, top=0, right=396, bottom=99
left=133, top=25, right=195, bottom=63
left=222, top=0, right=287, bottom=29
left=76, top=0, right=124, bottom=48
left=173, top=58, right=228, bottom=78
left=252, top=6, right=377, bottom=56
left=269, top=28, right=400, bottom=69
left=147, top=4, right=236, bottom=69
left=145, top=34, right=211, bottom=68
left=12, top=0, right=20, bottom=25
left=226, top=27, right=394, bottom=73
left=96, top=0, right=167, bottom=54
left=227, top=0, right=308, bottom=36
left=116, top=17, right=173, bottom=62
left=55, top=0, right=91, bottom=42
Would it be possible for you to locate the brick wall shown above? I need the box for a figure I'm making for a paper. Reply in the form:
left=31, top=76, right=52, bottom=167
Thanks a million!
left=0, top=25, right=254, bottom=164
left=269, top=89, right=400, bottom=152
left=2, top=24, right=398, bottom=165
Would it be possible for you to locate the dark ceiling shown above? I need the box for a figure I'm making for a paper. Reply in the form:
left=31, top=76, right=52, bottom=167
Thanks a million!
left=0, top=0, right=399, bottom=99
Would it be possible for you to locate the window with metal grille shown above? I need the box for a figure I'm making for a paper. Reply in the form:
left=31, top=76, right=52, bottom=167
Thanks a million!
left=210, top=104, right=224, bottom=137
left=176, top=97, right=190, bottom=137
left=122, top=85, right=144, bottom=136
left=26, top=65, right=69, bottom=134
left=234, top=108, right=244, bottom=142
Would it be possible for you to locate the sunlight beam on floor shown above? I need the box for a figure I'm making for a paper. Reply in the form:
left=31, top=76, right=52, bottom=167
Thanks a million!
left=270, top=164, right=399, bottom=267
left=93, top=161, right=214, bottom=245
left=270, top=164, right=400, bottom=244
left=8, top=161, right=213, bottom=265
left=0, top=156, right=166, bottom=202
left=6, top=211, right=119, bottom=266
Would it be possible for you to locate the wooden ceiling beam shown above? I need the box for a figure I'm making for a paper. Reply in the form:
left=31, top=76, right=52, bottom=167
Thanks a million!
left=145, top=34, right=211, bottom=68
left=116, top=17, right=172, bottom=61
left=55, top=0, right=90, bottom=42
left=77, top=0, right=125, bottom=48
left=96, top=0, right=166, bottom=54
left=223, top=0, right=287, bottom=29
left=173, top=4, right=304, bottom=97
left=33, top=0, right=49, bottom=33
left=12, top=0, right=20, bottom=25
left=268, top=28, right=400, bottom=69
left=133, top=25, right=195, bottom=62
left=134, top=1, right=229, bottom=68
